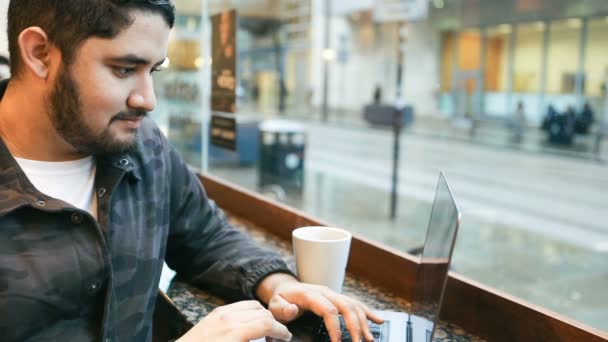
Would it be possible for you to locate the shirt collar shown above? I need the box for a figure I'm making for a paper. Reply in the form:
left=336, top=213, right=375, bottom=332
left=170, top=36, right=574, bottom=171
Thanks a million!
left=0, top=136, right=41, bottom=215
left=0, top=135, right=142, bottom=217
left=97, top=152, right=142, bottom=182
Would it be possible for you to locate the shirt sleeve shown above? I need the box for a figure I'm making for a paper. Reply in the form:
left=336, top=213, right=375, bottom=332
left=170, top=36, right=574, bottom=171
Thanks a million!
left=163, top=139, right=294, bottom=301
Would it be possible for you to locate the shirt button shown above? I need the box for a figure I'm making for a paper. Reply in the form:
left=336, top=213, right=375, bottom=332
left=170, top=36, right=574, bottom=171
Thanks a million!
left=88, top=282, right=100, bottom=294
left=98, top=187, right=107, bottom=198
left=70, top=213, right=83, bottom=224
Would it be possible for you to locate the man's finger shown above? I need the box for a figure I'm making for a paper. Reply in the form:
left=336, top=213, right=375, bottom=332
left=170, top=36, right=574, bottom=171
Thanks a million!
left=355, top=305, right=374, bottom=341
left=214, top=300, right=265, bottom=314
left=283, top=290, right=342, bottom=342
left=337, top=303, right=361, bottom=342
left=366, top=307, right=385, bottom=324
left=268, top=294, right=300, bottom=323
left=223, top=307, right=274, bottom=323
left=319, top=292, right=362, bottom=342
left=307, top=293, right=342, bottom=342
left=238, top=316, right=293, bottom=341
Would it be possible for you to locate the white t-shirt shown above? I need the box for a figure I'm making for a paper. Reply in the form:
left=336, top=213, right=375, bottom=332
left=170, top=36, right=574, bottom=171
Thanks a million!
left=15, top=156, right=98, bottom=219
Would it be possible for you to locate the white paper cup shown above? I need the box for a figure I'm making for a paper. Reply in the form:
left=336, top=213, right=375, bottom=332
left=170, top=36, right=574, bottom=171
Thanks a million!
left=292, top=226, right=352, bottom=293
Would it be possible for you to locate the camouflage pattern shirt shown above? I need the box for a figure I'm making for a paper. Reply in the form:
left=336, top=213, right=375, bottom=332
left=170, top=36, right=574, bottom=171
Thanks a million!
left=0, top=81, right=292, bottom=341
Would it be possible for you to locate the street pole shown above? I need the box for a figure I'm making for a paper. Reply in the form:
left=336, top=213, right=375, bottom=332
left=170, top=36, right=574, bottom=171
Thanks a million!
left=321, top=0, right=331, bottom=122
left=199, top=0, right=210, bottom=173
left=390, top=110, right=401, bottom=220
left=390, top=22, right=407, bottom=220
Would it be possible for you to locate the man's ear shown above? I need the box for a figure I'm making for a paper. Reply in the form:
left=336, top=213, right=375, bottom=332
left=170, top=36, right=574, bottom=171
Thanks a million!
left=17, top=27, right=56, bottom=79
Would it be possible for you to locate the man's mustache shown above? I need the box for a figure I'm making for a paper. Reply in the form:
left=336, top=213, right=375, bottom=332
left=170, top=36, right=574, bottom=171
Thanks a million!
left=111, top=111, right=147, bottom=122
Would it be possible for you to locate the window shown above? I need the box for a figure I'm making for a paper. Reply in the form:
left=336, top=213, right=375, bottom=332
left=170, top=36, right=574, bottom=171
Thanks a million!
left=546, top=19, right=581, bottom=95
left=512, top=22, right=544, bottom=122
left=483, top=25, right=511, bottom=116
left=584, top=17, right=608, bottom=100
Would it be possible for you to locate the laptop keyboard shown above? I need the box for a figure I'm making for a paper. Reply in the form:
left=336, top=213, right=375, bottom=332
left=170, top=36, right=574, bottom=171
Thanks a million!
left=316, top=316, right=390, bottom=342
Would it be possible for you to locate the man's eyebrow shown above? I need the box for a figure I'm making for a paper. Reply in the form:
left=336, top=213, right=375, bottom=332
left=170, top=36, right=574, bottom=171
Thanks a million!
left=107, top=55, right=166, bottom=67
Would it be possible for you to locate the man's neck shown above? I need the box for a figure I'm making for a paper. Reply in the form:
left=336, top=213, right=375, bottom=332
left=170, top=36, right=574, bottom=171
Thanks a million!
left=0, top=79, right=87, bottom=161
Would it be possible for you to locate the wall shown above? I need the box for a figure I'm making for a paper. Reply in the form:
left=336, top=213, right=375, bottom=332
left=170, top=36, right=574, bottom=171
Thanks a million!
left=326, top=17, right=400, bottom=111
left=402, top=19, right=441, bottom=116
left=310, top=0, right=441, bottom=117
left=309, top=4, right=401, bottom=112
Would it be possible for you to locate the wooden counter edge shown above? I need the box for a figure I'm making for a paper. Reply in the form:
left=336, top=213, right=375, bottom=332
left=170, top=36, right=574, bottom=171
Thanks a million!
left=198, top=173, right=608, bottom=342
left=442, top=272, right=608, bottom=341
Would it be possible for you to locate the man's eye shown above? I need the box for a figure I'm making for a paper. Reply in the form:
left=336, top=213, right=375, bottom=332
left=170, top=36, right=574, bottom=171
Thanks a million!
left=151, top=67, right=164, bottom=74
left=114, top=67, right=135, bottom=76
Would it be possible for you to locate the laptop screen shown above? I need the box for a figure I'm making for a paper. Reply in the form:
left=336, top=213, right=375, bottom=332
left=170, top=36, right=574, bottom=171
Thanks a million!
left=413, top=172, right=460, bottom=335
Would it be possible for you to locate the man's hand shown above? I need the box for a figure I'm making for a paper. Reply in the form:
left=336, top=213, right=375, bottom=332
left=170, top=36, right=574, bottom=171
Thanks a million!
left=177, top=300, right=292, bottom=342
left=257, top=273, right=384, bottom=342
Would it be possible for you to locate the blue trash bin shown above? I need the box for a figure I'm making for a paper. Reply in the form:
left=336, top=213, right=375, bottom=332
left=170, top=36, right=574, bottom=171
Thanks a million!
left=258, top=120, right=306, bottom=193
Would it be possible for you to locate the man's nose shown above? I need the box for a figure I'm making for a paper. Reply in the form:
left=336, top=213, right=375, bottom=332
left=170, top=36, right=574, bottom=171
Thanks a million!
left=128, top=75, right=156, bottom=112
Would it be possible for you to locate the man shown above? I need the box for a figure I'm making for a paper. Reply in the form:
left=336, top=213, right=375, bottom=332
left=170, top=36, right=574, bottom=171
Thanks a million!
left=0, top=1, right=382, bottom=341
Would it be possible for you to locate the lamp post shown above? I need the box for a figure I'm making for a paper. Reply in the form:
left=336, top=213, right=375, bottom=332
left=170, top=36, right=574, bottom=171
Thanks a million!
left=321, top=0, right=332, bottom=122
left=390, top=22, right=408, bottom=220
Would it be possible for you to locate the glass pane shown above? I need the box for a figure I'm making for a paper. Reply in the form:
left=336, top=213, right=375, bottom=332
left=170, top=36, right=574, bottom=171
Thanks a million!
left=485, top=25, right=510, bottom=92
left=458, top=29, right=481, bottom=71
left=152, top=11, right=203, bottom=168
left=154, top=1, right=608, bottom=335
left=204, top=0, right=322, bottom=204
left=453, top=29, right=481, bottom=117
left=440, top=31, right=456, bottom=92
left=439, top=31, right=456, bottom=114
left=483, top=25, right=511, bottom=117
left=514, top=23, right=543, bottom=93
left=512, top=22, right=544, bottom=124
left=546, top=19, right=581, bottom=95
left=584, top=17, right=608, bottom=102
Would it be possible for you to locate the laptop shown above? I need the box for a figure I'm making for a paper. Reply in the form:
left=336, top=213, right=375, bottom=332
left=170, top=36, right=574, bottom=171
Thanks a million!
left=268, top=172, right=461, bottom=342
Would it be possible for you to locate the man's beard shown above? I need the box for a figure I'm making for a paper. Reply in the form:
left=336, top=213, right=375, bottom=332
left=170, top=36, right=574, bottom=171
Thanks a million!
left=47, top=65, right=146, bottom=155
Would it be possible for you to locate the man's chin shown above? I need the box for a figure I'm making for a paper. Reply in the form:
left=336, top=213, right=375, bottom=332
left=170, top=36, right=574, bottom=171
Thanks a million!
left=111, top=136, right=138, bottom=153
left=89, top=133, right=139, bottom=155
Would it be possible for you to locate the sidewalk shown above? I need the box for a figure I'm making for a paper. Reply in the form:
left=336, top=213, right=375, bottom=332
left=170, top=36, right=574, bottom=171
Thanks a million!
left=277, top=107, right=608, bottom=163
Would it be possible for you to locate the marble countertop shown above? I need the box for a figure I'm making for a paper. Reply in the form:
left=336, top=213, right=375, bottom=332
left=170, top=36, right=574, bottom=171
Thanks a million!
left=166, top=214, right=484, bottom=341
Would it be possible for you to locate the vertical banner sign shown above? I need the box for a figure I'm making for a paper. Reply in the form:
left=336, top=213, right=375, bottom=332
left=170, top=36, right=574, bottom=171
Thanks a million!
left=211, top=9, right=237, bottom=113
left=211, top=9, right=237, bottom=150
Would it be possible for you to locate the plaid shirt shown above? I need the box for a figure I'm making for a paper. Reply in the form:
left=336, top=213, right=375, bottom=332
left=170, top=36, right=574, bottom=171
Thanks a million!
left=0, top=80, right=291, bottom=341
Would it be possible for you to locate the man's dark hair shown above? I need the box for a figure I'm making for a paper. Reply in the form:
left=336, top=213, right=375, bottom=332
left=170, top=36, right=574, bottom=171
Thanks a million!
left=7, top=0, right=175, bottom=77
left=0, top=55, right=9, bottom=67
